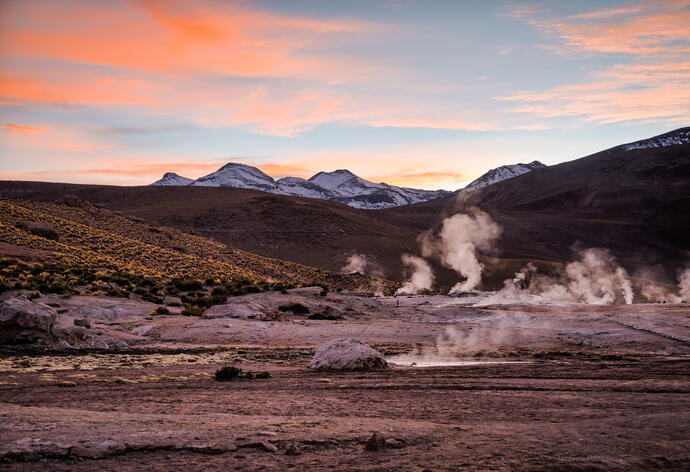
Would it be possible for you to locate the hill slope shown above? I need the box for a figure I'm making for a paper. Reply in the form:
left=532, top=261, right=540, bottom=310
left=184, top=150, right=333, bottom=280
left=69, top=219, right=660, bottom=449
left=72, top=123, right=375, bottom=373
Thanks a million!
left=0, top=198, right=398, bottom=294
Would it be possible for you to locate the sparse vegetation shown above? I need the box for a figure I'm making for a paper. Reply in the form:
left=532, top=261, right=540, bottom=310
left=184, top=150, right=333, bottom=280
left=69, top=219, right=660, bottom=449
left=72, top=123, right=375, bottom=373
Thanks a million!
left=278, top=302, right=310, bottom=315
left=214, top=366, right=270, bottom=381
left=0, top=199, right=401, bottom=300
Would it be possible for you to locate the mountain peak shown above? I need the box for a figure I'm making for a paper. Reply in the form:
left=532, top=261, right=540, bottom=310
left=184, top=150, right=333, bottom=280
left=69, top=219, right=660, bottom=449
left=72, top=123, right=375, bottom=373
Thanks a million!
left=151, top=172, right=194, bottom=186
left=464, top=161, right=546, bottom=191
left=191, top=162, right=276, bottom=189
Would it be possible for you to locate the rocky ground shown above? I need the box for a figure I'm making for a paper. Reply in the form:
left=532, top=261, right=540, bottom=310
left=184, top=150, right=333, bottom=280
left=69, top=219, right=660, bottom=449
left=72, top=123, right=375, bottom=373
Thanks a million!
left=1, top=289, right=689, bottom=470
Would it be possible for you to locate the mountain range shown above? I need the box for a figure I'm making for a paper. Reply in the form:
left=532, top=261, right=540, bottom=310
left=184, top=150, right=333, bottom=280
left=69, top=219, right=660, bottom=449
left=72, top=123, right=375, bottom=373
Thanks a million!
left=151, top=160, right=547, bottom=209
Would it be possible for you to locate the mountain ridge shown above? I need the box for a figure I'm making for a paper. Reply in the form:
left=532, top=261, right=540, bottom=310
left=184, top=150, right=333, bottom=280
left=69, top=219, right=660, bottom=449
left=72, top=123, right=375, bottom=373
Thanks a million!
left=151, top=163, right=450, bottom=209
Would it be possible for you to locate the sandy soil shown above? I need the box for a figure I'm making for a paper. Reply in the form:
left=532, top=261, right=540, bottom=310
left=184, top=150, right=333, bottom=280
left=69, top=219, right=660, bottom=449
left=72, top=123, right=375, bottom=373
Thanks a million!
left=1, top=290, right=689, bottom=470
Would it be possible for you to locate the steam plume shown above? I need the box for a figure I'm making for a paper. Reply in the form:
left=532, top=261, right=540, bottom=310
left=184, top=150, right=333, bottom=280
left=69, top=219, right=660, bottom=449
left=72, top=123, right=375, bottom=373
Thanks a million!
left=341, top=254, right=368, bottom=275
left=396, top=254, right=434, bottom=295
left=479, top=248, right=635, bottom=305
left=679, top=268, right=690, bottom=300
left=422, top=209, right=501, bottom=292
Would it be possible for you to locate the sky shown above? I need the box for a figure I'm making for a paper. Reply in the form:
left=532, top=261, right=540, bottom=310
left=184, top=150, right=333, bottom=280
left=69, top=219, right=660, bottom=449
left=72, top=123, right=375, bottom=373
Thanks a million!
left=0, top=0, right=688, bottom=190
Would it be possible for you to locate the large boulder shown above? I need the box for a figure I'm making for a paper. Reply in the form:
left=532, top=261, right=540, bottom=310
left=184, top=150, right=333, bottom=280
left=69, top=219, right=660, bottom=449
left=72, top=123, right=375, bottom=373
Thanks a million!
left=0, top=297, right=56, bottom=344
left=15, top=221, right=59, bottom=241
left=310, top=339, right=388, bottom=371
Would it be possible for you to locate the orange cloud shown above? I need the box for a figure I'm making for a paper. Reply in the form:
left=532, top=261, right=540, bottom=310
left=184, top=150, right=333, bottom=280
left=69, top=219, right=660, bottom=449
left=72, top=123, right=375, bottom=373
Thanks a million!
left=0, top=0, right=496, bottom=136
left=1, top=123, right=45, bottom=134
left=514, top=1, right=690, bottom=56
left=0, top=73, right=152, bottom=106
left=1, top=0, right=380, bottom=81
left=369, top=170, right=466, bottom=188
left=503, top=2, right=690, bottom=125
left=22, top=160, right=226, bottom=179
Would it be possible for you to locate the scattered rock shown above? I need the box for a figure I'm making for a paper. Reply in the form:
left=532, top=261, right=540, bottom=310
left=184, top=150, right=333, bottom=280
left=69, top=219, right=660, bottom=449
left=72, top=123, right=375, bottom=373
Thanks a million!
left=260, top=441, right=278, bottom=453
left=74, top=318, right=91, bottom=328
left=365, top=431, right=387, bottom=451
left=93, top=341, right=109, bottom=350
left=70, top=440, right=123, bottom=459
left=54, top=340, right=73, bottom=350
left=385, top=438, right=405, bottom=449
left=115, top=341, right=129, bottom=349
left=0, top=297, right=56, bottom=344
left=285, top=442, right=301, bottom=456
left=163, top=296, right=182, bottom=306
left=257, top=431, right=277, bottom=437
left=15, top=221, right=59, bottom=241
left=56, top=380, right=77, bottom=387
left=310, top=338, right=388, bottom=371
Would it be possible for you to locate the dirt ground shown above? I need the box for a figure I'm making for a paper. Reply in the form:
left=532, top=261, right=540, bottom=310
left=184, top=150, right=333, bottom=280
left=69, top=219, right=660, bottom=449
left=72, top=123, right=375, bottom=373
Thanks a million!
left=1, top=291, right=689, bottom=471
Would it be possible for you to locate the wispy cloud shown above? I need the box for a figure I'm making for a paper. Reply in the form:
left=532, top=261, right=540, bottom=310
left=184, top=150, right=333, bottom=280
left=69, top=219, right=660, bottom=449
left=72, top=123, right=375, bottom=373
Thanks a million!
left=502, top=1, right=690, bottom=125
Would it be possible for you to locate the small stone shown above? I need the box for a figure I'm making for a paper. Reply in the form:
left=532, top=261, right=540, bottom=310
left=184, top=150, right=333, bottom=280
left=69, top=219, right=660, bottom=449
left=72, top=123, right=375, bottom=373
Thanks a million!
left=385, top=438, right=405, bottom=449
left=54, top=340, right=73, bottom=350
left=257, top=431, right=277, bottom=437
left=365, top=431, right=386, bottom=451
left=115, top=341, right=129, bottom=348
left=93, top=341, right=108, bottom=350
left=260, top=441, right=278, bottom=453
left=57, top=380, right=77, bottom=387
left=317, top=378, right=332, bottom=383
left=164, top=296, right=182, bottom=305
left=74, top=318, right=91, bottom=329
left=285, top=442, right=301, bottom=456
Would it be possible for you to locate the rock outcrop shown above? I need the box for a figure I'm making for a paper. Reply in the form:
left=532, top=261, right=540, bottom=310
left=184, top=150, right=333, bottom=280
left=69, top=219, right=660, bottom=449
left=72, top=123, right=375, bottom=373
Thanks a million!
left=309, top=338, right=388, bottom=371
left=0, top=297, right=56, bottom=344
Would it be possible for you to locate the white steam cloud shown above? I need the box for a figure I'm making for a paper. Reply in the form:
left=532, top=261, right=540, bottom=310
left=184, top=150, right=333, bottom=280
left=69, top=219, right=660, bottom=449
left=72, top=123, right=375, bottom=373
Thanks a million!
left=679, top=268, right=690, bottom=301
left=422, top=209, right=501, bottom=293
left=478, top=248, right=635, bottom=305
left=396, top=254, right=434, bottom=295
left=341, top=254, right=369, bottom=275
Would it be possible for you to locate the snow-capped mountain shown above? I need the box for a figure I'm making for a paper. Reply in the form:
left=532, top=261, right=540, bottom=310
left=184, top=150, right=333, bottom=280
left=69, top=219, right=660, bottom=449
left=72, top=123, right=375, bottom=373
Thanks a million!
left=151, top=172, right=194, bottom=186
left=621, top=127, right=690, bottom=151
left=463, top=161, right=546, bottom=191
left=150, top=163, right=450, bottom=209
left=190, top=163, right=277, bottom=192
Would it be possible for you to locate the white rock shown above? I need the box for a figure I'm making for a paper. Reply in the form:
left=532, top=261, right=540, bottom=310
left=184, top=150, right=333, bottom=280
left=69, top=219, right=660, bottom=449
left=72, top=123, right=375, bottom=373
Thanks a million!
left=310, top=338, right=388, bottom=371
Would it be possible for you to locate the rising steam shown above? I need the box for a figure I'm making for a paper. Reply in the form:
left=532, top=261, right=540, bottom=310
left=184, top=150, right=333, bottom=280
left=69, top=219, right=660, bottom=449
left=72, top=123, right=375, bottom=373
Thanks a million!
left=422, top=209, right=501, bottom=292
left=478, top=248, right=635, bottom=305
left=341, top=254, right=369, bottom=275
left=396, top=254, right=434, bottom=295
left=679, top=268, right=690, bottom=301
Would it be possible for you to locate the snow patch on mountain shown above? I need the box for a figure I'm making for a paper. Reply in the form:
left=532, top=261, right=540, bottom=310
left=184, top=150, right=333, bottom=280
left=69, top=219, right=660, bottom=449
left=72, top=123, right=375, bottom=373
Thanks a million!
left=464, top=161, right=546, bottom=191
left=151, top=172, right=194, bottom=186
left=622, top=128, right=690, bottom=151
